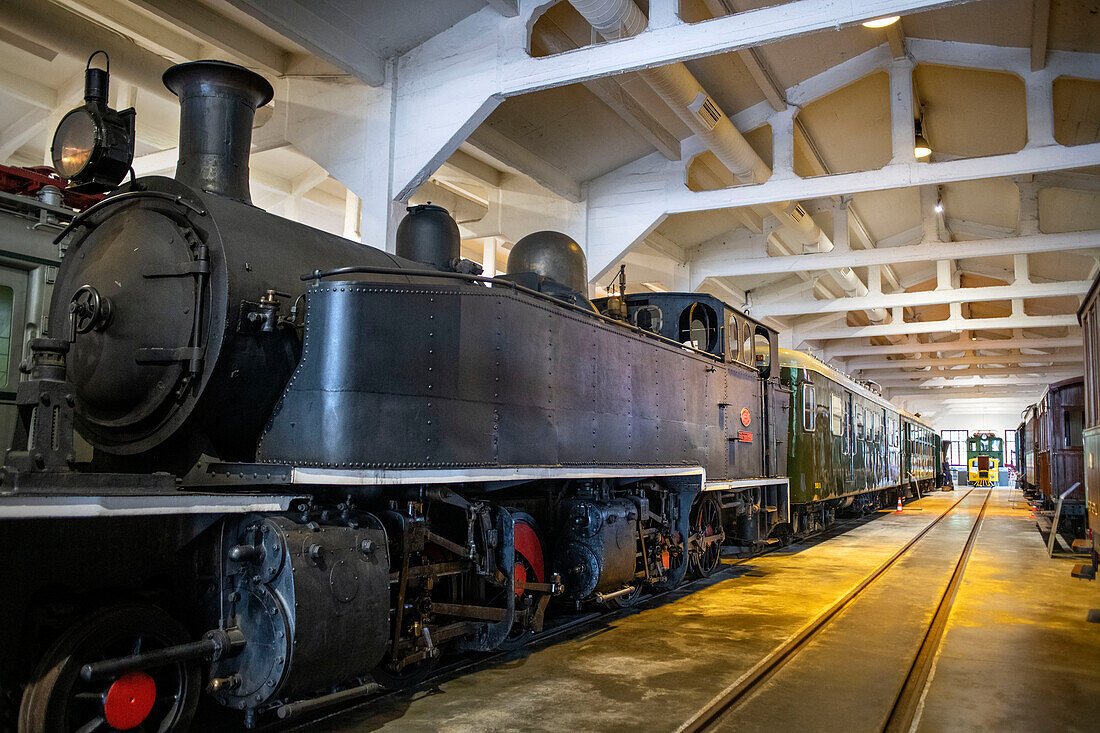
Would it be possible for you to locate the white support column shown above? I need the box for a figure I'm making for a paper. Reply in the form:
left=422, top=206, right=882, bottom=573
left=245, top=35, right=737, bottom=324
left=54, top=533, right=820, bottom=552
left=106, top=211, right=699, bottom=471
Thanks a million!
left=935, top=259, right=953, bottom=291
left=1017, top=177, right=1040, bottom=235
left=276, top=66, right=398, bottom=250
left=648, top=0, right=680, bottom=29
left=482, top=237, right=498, bottom=276
left=831, top=198, right=850, bottom=251
left=868, top=265, right=883, bottom=295
left=284, top=195, right=300, bottom=220
left=343, top=189, right=362, bottom=242
left=919, top=184, right=944, bottom=242
left=1024, top=72, right=1056, bottom=148
left=770, top=106, right=798, bottom=180
left=888, top=59, right=916, bottom=165
left=1013, top=253, right=1031, bottom=284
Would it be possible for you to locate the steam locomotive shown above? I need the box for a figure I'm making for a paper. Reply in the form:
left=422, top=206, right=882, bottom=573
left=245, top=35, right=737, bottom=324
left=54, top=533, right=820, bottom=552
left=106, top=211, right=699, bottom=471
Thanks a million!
left=0, top=60, right=935, bottom=732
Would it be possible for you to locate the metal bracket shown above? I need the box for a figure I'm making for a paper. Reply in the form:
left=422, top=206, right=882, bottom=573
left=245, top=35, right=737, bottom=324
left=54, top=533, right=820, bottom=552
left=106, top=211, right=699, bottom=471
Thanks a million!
left=135, top=346, right=205, bottom=364
left=143, top=259, right=210, bottom=278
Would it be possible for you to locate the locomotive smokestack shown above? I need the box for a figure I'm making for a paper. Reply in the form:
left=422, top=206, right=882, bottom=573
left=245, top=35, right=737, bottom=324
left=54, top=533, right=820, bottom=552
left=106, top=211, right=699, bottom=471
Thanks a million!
left=163, top=60, right=274, bottom=203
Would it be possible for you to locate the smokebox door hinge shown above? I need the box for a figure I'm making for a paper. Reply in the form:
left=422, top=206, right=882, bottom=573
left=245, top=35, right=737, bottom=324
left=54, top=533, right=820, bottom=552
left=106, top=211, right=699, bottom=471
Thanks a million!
left=142, top=259, right=211, bottom=278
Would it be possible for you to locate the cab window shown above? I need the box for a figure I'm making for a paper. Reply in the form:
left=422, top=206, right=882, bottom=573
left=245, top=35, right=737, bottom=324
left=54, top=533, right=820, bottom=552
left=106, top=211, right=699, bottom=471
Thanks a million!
left=753, top=331, right=771, bottom=371
left=678, top=302, right=718, bottom=351
left=633, top=305, right=663, bottom=334
left=727, top=313, right=740, bottom=362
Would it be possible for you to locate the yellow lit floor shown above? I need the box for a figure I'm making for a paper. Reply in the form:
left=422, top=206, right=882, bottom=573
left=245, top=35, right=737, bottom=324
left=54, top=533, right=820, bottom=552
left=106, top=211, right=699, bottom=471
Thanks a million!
left=299, top=489, right=1100, bottom=732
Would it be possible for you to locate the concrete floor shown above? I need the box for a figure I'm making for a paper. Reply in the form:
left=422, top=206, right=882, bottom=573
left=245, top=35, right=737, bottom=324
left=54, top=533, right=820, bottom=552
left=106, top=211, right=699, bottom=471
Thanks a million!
left=915, top=489, right=1100, bottom=733
left=299, top=489, right=1100, bottom=733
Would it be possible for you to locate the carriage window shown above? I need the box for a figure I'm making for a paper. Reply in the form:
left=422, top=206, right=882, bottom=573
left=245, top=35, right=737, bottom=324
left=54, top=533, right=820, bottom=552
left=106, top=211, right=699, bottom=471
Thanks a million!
left=1066, top=410, right=1084, bottom=448
left=678, top=302, right=718, bottom=351
left=830, top=394, right=843, bottom=436
left=0, top=285, right=11, bottom=390
left=633, top=305, right=663, bottom=334
left=857, top=408, right=864, bottom=438
left=843, top=400, right=852, bottom=453
left=803, top=384, right=816, bottom=431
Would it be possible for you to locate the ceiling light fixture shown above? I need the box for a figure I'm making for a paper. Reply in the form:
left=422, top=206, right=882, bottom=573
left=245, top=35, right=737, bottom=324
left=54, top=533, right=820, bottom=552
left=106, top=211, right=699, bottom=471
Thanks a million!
left=934, top=202, right=944, bottom=213
left=862, top=16, right=900, bottom=28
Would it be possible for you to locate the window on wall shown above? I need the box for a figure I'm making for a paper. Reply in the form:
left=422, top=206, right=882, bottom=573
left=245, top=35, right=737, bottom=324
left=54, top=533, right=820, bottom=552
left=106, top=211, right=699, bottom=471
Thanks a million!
left=1066, top=410, right=1084, bottom=448
left=1005, top=429, right=1018, bottom=469
left=0, top=286, right=10, bottom=390
left=830, top=394, right=843, bottom=436
left=843, top=400, right=852, bottom=454
left=803, top=384, right=816, bottom=431
left=942, top=430, right=967, bottom=466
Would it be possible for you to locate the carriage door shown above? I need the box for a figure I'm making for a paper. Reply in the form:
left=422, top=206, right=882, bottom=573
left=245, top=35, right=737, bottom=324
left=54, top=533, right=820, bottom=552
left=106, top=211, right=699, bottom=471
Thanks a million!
left=0, top=266, right=31, bottom=447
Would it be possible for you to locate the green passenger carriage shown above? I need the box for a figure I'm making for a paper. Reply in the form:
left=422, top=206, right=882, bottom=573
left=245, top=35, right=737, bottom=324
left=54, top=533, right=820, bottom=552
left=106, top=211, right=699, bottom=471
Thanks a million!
left=779, top=349, right=939, bottom=533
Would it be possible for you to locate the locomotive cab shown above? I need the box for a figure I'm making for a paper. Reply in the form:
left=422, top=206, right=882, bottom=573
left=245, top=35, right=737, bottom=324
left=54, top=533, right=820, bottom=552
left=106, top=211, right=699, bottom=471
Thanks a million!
left=592, top=291, right=778, bottom=378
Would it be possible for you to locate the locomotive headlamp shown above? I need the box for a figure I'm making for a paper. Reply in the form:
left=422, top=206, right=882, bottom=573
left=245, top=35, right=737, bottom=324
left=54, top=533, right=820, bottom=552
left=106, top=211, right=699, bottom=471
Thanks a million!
left=50, top=51, right=136, bottom=193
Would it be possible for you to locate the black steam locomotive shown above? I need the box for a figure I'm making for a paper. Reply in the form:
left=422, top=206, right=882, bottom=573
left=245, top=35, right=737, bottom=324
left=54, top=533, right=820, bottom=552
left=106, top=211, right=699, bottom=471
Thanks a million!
left=0, top=60, right=801, bottom=731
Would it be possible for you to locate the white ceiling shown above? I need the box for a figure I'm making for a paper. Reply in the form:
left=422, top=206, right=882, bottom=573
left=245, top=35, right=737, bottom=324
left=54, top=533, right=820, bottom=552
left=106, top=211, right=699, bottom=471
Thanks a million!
left=0, top=0, right=1097, bottom=428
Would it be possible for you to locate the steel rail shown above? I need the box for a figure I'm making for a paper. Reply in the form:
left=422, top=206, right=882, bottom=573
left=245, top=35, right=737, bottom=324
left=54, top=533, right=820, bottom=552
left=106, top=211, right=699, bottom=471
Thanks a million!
left=883, top=488, right=992, bottom=732
left=678, top=489, right=980, bottom=733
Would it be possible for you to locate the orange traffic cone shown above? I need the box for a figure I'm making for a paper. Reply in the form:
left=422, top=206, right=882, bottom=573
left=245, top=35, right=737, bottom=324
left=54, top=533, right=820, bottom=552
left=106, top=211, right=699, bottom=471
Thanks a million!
left=1029, top=505, right=1036, bottom=520
left=896, top=497, right=904, bottom=513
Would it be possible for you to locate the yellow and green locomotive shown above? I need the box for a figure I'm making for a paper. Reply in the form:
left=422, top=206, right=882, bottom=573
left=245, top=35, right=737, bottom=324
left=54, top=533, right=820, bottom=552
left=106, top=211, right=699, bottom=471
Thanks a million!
left=966, top=432, right=1003, bottom=487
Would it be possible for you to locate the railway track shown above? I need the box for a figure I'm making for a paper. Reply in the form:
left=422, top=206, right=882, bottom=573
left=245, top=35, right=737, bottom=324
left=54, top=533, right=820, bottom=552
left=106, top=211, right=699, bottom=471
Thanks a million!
left=677, top=488, right=991, bottom=733
left=253, top=506, right=887, bottom=731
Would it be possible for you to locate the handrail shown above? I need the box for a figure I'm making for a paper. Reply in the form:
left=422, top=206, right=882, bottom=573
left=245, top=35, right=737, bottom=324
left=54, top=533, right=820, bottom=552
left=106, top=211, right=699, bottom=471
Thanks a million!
left=53, top=190, right=207, bottom=244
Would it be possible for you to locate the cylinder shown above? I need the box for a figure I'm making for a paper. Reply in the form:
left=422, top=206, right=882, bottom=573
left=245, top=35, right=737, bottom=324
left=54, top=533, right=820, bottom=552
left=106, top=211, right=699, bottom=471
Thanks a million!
left=162, top=60, right=273, bottom=203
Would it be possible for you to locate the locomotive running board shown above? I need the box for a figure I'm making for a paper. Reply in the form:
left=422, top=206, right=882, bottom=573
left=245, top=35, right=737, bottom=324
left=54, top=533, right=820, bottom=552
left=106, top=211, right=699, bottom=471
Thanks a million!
left=703, top=477, right=789, bottom=491
left=0, top=492, right=303, bottom=518
left=289, top=465, right=707, bottom=489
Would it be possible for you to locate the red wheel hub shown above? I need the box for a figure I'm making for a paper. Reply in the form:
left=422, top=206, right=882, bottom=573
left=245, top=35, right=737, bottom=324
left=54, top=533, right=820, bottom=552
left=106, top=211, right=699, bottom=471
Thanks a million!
left=513, top=519, right=545, bottom=596
left=103, top=671, right=157, bottom=730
